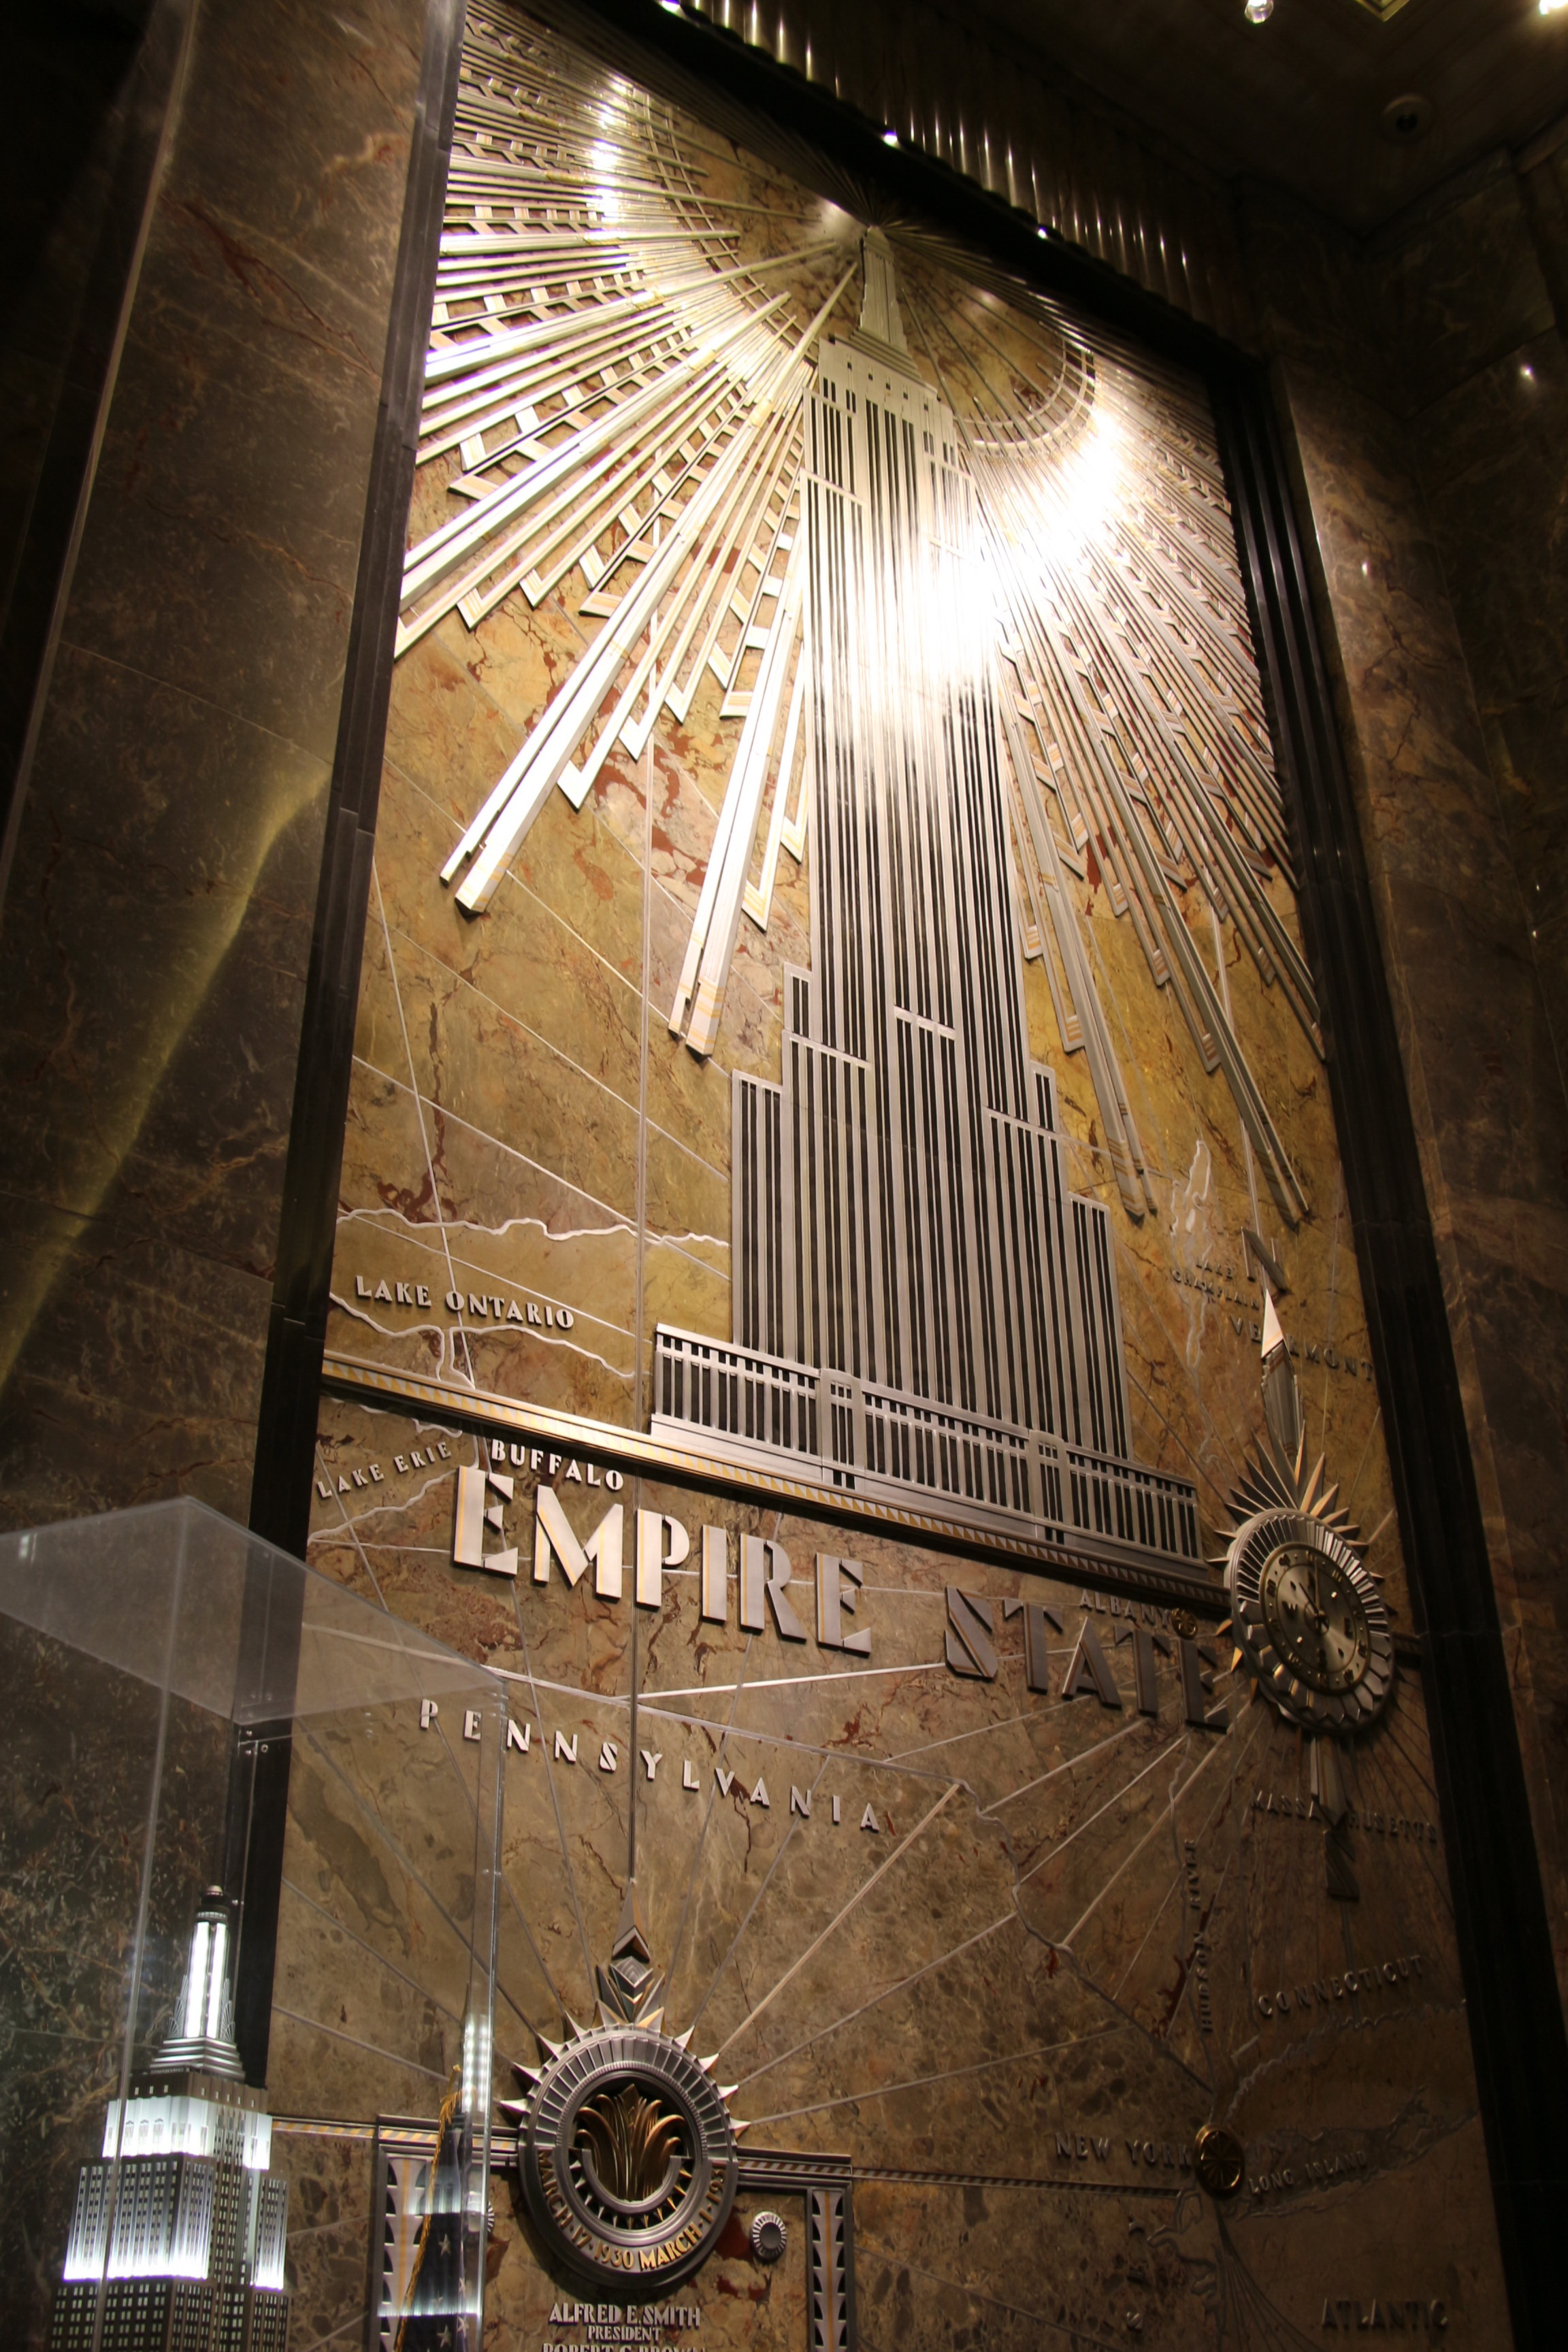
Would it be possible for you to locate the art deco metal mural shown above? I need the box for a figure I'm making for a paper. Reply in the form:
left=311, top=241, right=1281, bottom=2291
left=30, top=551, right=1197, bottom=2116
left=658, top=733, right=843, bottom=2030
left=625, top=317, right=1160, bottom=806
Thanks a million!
left=295, top=5, right=1511, bottom=2345
left=321, top=0, right=1387, bottom=1577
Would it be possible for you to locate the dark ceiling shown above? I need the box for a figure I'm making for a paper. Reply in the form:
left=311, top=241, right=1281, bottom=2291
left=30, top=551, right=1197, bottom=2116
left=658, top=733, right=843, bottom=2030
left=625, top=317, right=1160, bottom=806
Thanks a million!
left=967, top=0, right=1568, bottom=233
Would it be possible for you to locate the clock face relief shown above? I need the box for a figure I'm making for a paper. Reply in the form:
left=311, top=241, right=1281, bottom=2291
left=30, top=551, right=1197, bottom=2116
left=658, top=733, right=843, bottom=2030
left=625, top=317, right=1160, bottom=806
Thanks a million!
left=1228, top=1511, right=1394, bottom=1732
left=1259, top=1543, right=1372, bottom=1695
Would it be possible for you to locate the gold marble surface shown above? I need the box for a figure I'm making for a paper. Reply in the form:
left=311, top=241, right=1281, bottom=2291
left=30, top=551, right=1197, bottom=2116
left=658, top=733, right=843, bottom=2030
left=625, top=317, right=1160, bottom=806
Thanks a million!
left=299, top=1424, right=1507, bottom=2345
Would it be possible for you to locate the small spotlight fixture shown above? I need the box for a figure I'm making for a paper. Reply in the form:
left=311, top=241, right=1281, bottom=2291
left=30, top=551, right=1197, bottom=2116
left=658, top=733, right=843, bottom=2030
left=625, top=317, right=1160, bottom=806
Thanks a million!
left=1541, top=0, right=1567, bottom=16
left=1380, top=92, right=1433, bottom=144
left=883, top=128, right=900, bottom=146
left=1244, top=0, right=1273, bottom=20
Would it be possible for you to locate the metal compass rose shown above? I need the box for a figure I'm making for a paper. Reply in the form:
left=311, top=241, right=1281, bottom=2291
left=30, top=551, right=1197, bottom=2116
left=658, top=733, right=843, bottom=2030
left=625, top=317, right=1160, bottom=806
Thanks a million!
left=1216, top=1286, right=1394, bottom=1898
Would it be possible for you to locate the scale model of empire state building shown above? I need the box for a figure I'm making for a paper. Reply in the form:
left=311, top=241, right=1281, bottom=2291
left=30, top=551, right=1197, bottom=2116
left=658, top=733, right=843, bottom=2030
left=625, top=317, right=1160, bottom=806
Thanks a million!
left=653, top=240, right=1200, bottom=1575
left=50, top=1894, right=289, bottom=2352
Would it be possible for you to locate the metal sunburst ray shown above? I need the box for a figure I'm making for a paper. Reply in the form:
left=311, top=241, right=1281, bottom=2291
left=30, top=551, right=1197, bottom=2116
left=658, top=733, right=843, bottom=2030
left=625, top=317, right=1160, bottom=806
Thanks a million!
left=410, top=8, right=1323, bottom=1225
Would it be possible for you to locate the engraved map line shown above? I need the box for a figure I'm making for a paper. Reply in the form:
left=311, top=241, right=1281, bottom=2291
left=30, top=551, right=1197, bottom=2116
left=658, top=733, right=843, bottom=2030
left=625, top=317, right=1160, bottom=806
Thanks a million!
left=1052, top=1734, right=1242, bottom=1954
left=665, top=1695, right=1244, bottom=2093
left=855, top=2238, right=1137, bottom=2352
left=373, top=866, right=476, bottom=1388
left=287, top=1710, right=543, bottom=2051
left=318, top=1445, right=1282, bottom=2097
left=709, top=1781, right=962, bottom=2060
left=312, top=1432, right=564, bottom=2036
left=1017, top=1738, right=1185, bottom=1888
left=743, top=2023, right=1124, bottom=2132
left=272, top=2005, right=446, bottom=2087
left=1110, top=1705, right=1267, bottom=2010
left=732, top=1912, right=1015, bottom=2091
left=504, top=1584, right=601, bottom=1999
left=363, top=844, right=744, bottom=1218
left=657, top=1588, right=768, bottom=2005
left=314, top=1432, right=578, bottom=2031
left=374, top=898, right=730, bottom=1211
left=280, top=1875, right=464, bottom=2029
left=468, top=1625, right=1254, bottom=2047
left=681, top=1748, right=832, bottom=2036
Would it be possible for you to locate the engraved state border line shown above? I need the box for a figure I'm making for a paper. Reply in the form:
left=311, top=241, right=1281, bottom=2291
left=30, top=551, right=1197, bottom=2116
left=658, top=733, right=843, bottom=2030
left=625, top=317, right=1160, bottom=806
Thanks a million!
left=325, top=2117, right=853, bottom=2180
left=278, top=2115, right=1171, bottom=2197
left=319, top=1350, right=1223, bottom=1610
left=847, top=2166, right=1187, bottom=2195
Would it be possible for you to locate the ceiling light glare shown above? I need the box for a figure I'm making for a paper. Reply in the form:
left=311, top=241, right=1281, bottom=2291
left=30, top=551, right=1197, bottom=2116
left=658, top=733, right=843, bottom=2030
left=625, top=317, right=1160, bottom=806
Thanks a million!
left=1244, top=0, right=1273, bottom=20
left=1542, top=1, right=1568, bottom=16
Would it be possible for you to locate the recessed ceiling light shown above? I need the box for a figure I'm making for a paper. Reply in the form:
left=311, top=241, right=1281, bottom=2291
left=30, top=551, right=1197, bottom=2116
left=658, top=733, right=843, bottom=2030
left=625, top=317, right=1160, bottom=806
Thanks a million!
left=1542, top=0, right=1568, bottom=16
left=1244, top=0, right=1273, bottom=20
left=1380, top=93, right=1434, bottom=145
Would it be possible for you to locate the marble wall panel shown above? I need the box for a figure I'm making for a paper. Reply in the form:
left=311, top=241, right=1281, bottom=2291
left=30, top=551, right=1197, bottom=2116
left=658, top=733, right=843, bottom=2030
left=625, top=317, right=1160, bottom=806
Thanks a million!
left=295, top=1422, right=1506, bottom=2344
left=1520, top=137, right=1568, bottom=329
left=0, top=644, right=331, bottom=1265
left=0, top=1199, right=278, bottom=1524
left=1372, top=161, right=1557, bottom=414
left=1413, top=321, right=1568, bottom=1068
left=0, top=1628, right=230, bottom=2347
left=1246, top=147, right=1568, bottom=2017
left=0, top=0, right=427, bottom=1534
left=0, top=10, right=146, bottom=638
left=0, top=1, right=169, bottom=819
left=272, top=2125, right=378, bottom=2350
left=61, top=0, right=423, bottom=766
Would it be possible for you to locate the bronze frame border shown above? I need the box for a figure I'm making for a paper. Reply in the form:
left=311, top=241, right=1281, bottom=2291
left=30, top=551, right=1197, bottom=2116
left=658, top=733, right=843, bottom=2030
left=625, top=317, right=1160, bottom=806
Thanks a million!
left=248, top=2, right=1568, bottom=2341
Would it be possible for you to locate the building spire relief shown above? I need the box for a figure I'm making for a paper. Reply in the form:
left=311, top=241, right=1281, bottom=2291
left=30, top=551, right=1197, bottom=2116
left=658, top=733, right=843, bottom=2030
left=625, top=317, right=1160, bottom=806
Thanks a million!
left=653, top=239, right=1200, bottom=1565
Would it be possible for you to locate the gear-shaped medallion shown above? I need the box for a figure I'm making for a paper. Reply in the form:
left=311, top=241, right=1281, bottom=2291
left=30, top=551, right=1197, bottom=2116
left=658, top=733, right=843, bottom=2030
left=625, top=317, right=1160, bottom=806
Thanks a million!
left=502, top=1884, right=742, bottom=2290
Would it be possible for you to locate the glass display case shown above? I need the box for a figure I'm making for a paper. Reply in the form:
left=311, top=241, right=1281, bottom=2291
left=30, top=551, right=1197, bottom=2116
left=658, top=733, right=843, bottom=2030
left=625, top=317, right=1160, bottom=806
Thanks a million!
left=0, top=1497, right=504, bottom=2351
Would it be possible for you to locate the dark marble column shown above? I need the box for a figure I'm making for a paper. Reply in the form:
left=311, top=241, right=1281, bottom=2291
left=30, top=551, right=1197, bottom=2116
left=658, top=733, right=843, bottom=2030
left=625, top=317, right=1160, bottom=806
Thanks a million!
left=1243, top=154, right=1568, bottom=2019
left=0, top=0, right=429, bottom=1531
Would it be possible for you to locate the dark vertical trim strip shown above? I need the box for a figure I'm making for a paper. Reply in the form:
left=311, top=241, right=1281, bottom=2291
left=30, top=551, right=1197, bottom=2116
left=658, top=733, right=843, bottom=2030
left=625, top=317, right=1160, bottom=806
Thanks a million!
left=1213, top=356, right=1568, bottom=2352
left=235, top=0, right=466, bottom=2084
left=249, top=0, right=466, bottom=1561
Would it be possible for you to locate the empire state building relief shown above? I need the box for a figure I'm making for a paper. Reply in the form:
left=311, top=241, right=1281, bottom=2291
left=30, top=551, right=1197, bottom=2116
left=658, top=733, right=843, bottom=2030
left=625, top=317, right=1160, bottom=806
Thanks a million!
left=322, top=0, right=1395, bottom=1603
left=653, top=250, right=1200, bottom=1565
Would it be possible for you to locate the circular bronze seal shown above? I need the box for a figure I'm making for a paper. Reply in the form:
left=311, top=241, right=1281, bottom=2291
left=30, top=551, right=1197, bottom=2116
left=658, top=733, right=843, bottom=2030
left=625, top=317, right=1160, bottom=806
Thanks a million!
left=1193, top=2123, right=1245, bottom=2198
left=517, top=2023, right=738, bottom=2290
